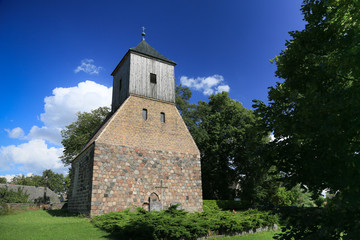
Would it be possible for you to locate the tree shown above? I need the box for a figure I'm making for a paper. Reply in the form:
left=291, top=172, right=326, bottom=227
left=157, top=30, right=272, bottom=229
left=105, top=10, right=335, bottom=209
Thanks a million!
left=42, top=169, right=66, bottom=193
left=0, top=177, right=6, bottom=184
left=254, top=0, right=360, bottom=238
left=10, top=170, right=67, bottom=193
left=175, top=85, right=198, bottom=132
left=61, top=106, right=110, bottom=166
left=188, top=92, right=270, bottom=201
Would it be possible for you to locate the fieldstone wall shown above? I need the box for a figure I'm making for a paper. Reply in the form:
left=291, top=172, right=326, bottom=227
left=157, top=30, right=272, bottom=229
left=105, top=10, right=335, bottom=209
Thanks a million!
left=68, top=145, right=94, bottom=215
left=90, top=142, right=202, bottom=216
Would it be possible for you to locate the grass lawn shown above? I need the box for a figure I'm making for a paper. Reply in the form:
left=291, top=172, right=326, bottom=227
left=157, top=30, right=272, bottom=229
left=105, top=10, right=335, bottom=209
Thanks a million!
left=0, top=209, right=278, bottom=240
left=0, top=210, right=114, bottom=240
left=220, top=230, right=278, bottom=239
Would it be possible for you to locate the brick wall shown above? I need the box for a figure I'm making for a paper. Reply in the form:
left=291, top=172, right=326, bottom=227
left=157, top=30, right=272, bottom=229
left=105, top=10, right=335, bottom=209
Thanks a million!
left=90, top=143, right=202, bottom=216
left=97, top=95, right=200, bottom=155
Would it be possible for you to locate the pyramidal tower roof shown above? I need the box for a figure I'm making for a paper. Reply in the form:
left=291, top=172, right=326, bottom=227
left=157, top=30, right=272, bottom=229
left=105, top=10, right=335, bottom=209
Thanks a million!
left=130, top=39, right=176, bottom=65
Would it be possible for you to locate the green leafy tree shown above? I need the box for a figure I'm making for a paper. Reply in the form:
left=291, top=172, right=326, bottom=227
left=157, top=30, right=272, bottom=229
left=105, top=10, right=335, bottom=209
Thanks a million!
left=61, top=106, right=110, bottom=166
left=175, top=85, right=198, bottom=132
left=191, top=92, right=269, bottom=200
left=254, top=0, right=360, bottom=238
left=10, top=170, right=67, bottom=193
left=42, top=169, right=66, bottom=193
left=65, top=170, right=71, bottom=193
left=0, top=177, right=7, bottom=184
left=11, top=174, right=31, bottom=185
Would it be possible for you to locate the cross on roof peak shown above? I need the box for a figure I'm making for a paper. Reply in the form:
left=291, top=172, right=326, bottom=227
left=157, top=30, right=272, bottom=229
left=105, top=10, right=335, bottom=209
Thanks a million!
left=141, top=26, right=146, bottom=40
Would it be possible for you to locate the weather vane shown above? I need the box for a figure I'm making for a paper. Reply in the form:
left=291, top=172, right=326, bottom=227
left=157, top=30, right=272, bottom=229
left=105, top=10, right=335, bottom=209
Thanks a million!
left=142, top=26, right=146, bottom=40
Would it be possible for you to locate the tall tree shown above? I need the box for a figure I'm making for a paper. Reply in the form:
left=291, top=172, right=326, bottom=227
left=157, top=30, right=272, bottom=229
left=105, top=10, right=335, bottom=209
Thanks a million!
left=254, top=0, right=360, bottom=238
left=42, top=169, right=66, bottom=193
left=191, top=92, right=269, bottom=200
left=61, top=106, right=110, bottom=166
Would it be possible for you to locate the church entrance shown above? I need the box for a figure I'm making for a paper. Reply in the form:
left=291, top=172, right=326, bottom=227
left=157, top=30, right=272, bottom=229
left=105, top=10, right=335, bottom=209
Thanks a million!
left=149, top=192, right=162, bottom=211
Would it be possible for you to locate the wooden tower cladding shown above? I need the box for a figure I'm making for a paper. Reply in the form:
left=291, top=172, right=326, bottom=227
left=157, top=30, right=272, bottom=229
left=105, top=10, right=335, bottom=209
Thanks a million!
left=68, top=38, right=203, bottom=216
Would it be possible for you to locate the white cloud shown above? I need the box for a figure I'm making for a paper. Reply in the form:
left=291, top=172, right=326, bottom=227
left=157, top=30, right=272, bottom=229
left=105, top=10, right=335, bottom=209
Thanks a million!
left=216, top=85, right=230, bottom=93
left=5, top=127, right=25, bottom=139
left=0, top=139, right=65, bottom=175
left=0, top=174, right=15, bottom=182
left=1, top=80, right=112, bottom=177
left=74, top=59, right=103, bottom=75
left=25, top=80, right=112, bottom=146
left=180, top=74, right=230, bottom=95
left=27, top=126, right=62, bottom=145
left=40, top=80, right=112, bottom=128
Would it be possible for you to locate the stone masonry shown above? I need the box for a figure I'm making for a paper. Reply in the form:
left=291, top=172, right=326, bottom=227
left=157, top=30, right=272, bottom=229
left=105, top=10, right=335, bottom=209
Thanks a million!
left=91, top=143, right=202, bottom=215
left=68, top=145, right=94, bottom=214
left=68, top=95, right=203, bottom=216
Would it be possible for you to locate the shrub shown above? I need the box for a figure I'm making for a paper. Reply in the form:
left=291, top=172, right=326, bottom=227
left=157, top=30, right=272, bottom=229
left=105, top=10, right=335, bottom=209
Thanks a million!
left=92, top=205, right=279, bottom=240
left=203, top=199, right=247, bottom=211
left=0, top=186, right=29, bottom=203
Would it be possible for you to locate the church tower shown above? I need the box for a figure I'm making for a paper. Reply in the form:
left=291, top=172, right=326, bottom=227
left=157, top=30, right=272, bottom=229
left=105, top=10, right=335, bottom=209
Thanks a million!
left=68, top=32, right=203, bottom=216
left=111, top=31, right=176, bottom=111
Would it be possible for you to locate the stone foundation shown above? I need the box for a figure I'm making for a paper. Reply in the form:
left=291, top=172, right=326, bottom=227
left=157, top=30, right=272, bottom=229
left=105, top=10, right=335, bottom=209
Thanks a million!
left=90, top=142, right=202, bottom=216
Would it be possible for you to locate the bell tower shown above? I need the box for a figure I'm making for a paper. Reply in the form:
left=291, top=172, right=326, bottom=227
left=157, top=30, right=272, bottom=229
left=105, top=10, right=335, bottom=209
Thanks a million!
left=68, top=30, right=202, bottom=216
left=110, top=29, right=176, bottom=112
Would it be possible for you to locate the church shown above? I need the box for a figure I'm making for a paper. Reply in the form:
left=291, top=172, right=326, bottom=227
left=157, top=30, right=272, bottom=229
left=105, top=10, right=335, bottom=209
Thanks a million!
left=68, top=32, right=203, bottom=216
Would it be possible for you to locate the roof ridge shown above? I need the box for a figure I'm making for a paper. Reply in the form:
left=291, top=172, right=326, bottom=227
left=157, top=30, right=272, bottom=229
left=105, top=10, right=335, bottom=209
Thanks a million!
left=130, top=40, right=176, bottom=65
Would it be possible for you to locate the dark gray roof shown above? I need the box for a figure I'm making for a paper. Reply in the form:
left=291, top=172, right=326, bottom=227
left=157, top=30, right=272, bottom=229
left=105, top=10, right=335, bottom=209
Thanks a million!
left=130, top=40, right=176, bottom=65
left=0, top=184, right=60, bottom=203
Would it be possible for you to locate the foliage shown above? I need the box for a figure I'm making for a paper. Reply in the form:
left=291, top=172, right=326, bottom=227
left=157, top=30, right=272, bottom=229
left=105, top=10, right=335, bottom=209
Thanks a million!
left=92, top=206, right=279, bottom=240
left=254, top=0, right=360, bottom=238
left=0, top=186, right=29, bottom=203
left=203, top=200, right=246, bottom=211
left=220, top=230, right=278, bottom=240
left=0, top=177, right=6, bottom=184
left=176, top=89, right=271, bottom=201
left=61, top=106, right=110, bottom=166
left=269, top=185, right=316, bottom=207
left=10, top=169, right=68, bottom=193
left=175, top=85, right=198, bottom=133
left=42, top=169, right=67, bottom=193
left=11, top=174, right=42, bottom=186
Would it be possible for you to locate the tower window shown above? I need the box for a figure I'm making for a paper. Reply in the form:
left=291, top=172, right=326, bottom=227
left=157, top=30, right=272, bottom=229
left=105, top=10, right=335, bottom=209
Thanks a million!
left=119, top=79, right=122, bottom=92
left=160, top=112, right=165, bottom=123
left=142, top=109, right=148, bottom=120
left=150, top=73, right=157, bottom=84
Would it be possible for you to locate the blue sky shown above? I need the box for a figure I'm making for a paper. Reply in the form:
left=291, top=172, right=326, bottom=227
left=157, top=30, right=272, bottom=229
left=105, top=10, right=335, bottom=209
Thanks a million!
left=0, top=0, right=305, bottom=180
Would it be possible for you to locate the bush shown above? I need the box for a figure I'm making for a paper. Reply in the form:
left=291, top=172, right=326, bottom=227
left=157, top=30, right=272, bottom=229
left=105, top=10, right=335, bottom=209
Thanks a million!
left=92, top=205, right=279, bottom=240
left=0, top=186, right=29, bottom=203
left=203, top=200, right=248, bottom=211
left=0, top=202, right=11, bottom=215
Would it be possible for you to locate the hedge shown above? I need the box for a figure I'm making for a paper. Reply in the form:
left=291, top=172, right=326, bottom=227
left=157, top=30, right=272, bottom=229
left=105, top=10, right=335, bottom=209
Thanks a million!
left=92, top=204, right=278, bottom=240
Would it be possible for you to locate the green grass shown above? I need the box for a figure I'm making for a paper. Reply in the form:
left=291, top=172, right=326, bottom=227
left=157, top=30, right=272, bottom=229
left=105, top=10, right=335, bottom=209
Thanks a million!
left=0, top=210, right=114, bottom=240
left=220, top=230, right=278, bottom=239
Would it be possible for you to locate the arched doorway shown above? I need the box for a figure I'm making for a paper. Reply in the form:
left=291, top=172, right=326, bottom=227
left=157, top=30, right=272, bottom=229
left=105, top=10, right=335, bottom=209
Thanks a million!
left=148, top=192, right=162, bottom=211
